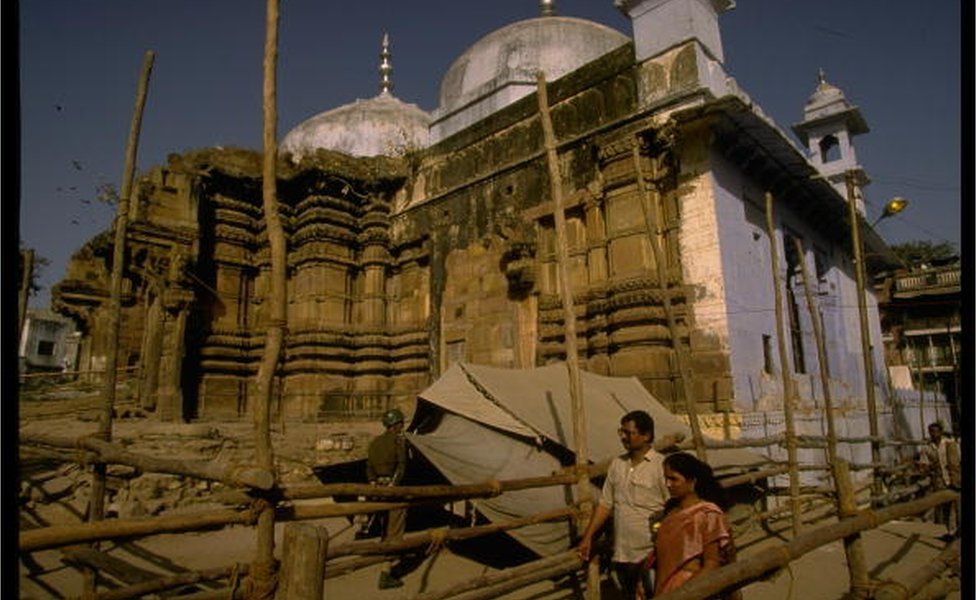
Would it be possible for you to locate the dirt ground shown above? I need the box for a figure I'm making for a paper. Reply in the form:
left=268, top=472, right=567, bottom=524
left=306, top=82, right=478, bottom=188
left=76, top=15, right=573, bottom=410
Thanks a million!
left=18, top=386, right=961, bottom=599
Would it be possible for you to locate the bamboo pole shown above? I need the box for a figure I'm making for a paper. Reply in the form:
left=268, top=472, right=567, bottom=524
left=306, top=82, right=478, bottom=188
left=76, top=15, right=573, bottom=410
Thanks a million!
left=88, top=49, right=155, bottom=598
left=20, top=433, right=274, bottom=489
left=410, top=550, right=580, bottom=600
left=651, top=490, right=958, bottom=600
left=20, top=508, right=255, bottom=553
left=833, top=459, right=871, bottom=599
left=327, top=506, right=576, bottom=558
left=276, top=523, right=328, bottom=600
left=632, top=142, right=705, bottom=460
left=19, top=248, right=34, bottom=337
left=845, top=170, right=882, bottom=503
left=249, top=0, right=283, bottom=597
left=285, top=473, right=576, bottom=501
left=874, top=539, right=959, bottom=600
left=793, top=237, right=840, bottom=470
left=536, top=71, right=598, bottom=600
left=764, top=191, right=801, bottom=537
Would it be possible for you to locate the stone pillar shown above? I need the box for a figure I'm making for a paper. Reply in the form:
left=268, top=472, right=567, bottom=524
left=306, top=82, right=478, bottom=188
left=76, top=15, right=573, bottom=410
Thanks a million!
left=138, top=294, right=164, bottom=410
left=361, top=245, right=389, bottom=327
left=584, top=194, right=608, bottom=284
left=156, top=304, right=189, bottom=422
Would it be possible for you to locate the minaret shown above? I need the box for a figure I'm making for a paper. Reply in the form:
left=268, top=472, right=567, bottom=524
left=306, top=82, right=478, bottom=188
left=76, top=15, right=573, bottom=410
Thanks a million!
left=792, top=69, right=870, bottom=211
left=540, top=0, right=556, bottom=16
left=379, top=32, right=393, bottom=95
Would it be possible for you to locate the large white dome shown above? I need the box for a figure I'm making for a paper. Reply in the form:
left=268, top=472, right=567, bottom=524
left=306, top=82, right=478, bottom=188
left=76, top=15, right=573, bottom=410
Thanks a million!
left=281, top=91, right=431, bottom=160
left=437, top=16, right=629, bottom=115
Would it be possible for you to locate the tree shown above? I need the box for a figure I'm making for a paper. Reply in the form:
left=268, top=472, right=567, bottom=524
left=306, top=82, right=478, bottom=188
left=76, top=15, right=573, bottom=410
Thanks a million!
left=890, top=240, right=957, bottom=267
left=18, top=241, right=50, bottom=294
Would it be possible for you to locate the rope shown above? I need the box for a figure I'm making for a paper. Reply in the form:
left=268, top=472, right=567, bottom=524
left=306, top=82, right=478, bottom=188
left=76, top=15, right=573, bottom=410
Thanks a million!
left=227, top=563, right=242, bottom=599
left=244, top=498, right=273, bottom=525
left=245, top=558, right=278, bottom=600
left=426, top=526, right=450, bottom=555
left=487, top=479, right=503, bottom=497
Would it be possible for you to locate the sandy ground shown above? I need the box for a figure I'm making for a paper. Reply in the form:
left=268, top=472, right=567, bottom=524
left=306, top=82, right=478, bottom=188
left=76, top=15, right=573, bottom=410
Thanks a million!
left=18, top=388, right=961, bottom=599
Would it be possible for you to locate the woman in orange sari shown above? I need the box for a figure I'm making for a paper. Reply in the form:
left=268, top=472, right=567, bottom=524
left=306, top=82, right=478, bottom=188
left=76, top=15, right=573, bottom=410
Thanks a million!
left=648, top=452, right=739, bottom=598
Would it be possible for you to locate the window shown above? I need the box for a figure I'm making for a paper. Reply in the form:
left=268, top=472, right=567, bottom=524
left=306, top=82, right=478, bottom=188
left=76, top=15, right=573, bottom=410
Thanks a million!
left=819, top=135, right=841, bottom=163
left=762, top=335, right=774, bottom=374
left=37, top=340, right=55, bottom=356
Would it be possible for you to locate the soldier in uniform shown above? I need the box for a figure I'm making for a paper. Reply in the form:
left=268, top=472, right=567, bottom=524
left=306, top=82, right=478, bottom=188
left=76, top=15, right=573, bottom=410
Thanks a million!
left=368, top=408, right=410, bottom=588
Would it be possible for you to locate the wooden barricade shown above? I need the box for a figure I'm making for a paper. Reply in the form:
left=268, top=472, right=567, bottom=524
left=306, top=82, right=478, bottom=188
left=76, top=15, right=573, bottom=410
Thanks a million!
left=19, top=421, right=942, bottom=598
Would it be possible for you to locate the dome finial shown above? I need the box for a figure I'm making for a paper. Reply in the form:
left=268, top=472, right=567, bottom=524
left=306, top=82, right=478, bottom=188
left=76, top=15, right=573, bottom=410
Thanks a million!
left=817, top=67, right=828, bottom=88
left=379, top=32, right=393, bottom=95
left=540, top=0, right=556, bottom=17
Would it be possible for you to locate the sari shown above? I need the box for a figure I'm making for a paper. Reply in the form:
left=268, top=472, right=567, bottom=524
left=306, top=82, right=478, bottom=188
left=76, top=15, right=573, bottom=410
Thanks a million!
left=650, top=501, right=739, bottom=598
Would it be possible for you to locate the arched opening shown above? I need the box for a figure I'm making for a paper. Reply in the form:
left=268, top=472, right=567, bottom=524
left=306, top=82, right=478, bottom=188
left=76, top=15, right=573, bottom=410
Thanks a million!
left=819, top=134, right=841, bottom=163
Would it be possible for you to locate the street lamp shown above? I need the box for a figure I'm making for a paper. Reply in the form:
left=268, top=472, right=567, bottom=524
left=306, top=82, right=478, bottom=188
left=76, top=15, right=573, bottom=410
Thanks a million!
left=871, top=196, right=909, bottom=227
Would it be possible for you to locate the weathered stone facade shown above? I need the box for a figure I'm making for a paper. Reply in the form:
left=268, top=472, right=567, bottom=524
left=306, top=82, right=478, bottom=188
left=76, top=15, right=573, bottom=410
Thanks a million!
left=53, top=9, right=898, bottom=455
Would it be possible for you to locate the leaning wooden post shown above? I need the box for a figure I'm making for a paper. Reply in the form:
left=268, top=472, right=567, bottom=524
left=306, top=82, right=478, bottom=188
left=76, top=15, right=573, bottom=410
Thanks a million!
left=276, top=523, right=329, bottom=600
left=536, top=72, right=597, bottom=600
left=19, top=248, right=35, bottom=337
left=248, top=0, right=284, bottom=597
left=833, top=458, right=871, bottom=599
left=764, top=191, right=801, bottom=537
left=844, top=170, right=882, bottom=502
left=632, top=141, right=706, bottom=460
left=792, top=237, right=839, bottom=467
left=85, top=49, right=155, bottom=597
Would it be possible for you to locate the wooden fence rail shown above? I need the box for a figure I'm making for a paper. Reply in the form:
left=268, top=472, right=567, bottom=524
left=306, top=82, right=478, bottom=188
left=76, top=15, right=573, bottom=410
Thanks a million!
left=20, top=434, right=274, bottom=490
left=651, top=490, right=958, bottom=600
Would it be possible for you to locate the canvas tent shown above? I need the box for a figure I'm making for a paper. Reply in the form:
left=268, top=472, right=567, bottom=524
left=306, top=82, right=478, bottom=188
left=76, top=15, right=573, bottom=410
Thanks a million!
left=405, top=362, right=769, bottom=558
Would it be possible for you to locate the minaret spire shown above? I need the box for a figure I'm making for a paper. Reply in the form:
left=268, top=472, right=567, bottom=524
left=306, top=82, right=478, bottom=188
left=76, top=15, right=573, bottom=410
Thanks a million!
left=540, top=0, right=556, bottom=17
left=379, top=32, right=393, bottom=95
left=817, top=67, right=828, bottom=88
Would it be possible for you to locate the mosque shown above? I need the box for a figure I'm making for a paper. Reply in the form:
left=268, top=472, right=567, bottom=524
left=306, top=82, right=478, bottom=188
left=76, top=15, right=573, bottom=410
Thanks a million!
left=52, top=0, right=905, bottom=463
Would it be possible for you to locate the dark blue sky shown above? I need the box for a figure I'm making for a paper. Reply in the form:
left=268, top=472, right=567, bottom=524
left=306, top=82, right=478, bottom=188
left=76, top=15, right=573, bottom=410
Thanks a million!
left=20, top=0, right=961, bottom=307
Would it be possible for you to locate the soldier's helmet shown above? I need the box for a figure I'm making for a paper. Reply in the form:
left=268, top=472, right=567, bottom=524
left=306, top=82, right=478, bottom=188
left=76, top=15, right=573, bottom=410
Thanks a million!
left=382, top=408, right=405, bottom=428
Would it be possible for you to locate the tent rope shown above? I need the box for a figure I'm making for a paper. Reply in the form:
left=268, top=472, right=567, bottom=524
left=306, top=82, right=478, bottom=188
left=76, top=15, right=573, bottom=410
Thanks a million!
left=457, top=363, right=547, bottom=447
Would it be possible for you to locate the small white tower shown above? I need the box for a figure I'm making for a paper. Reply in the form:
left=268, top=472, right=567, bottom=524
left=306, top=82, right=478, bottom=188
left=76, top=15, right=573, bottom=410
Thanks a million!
left=792, top=69, right=870, bottom=211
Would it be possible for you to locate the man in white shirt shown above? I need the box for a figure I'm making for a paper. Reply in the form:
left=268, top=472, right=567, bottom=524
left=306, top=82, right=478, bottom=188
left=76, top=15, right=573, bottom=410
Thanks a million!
left=917, top=421, right=961, bottom=541
left=578, top=410, right=669, bottom=598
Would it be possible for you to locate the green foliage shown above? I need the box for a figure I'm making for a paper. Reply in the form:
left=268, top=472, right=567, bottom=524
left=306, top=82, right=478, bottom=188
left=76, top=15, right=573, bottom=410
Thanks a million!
left=890, top=240, right=957, bottom=267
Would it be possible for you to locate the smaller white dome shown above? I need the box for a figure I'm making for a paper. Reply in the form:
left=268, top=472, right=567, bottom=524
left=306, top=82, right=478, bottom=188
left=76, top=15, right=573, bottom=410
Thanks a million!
left=281, top=91, right=430, bottom=160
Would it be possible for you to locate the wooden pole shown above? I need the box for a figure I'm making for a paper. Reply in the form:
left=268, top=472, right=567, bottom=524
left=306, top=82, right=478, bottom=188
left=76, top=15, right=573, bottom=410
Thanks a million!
left=536, top=71, right=598, bottom=600
left=872, top=527, right=957, bottom=599
left=632, top=142, right=706, bottom=460
left=650, top=489, right=959, bottom=600
left=250, top=0, right=283, bottom=597
left=764, top=191, right=802, bottom=537
left=411, top=550, right=580, bottom=600
left=20, top=508, right=255, bottom=553
left=87, top=49, right=155, bottom=597
left=19, top=248, right=34, bottom=338
left=845, top=170, right=882, bottom=502
left=276, top=523, right=328, bottom=600
left=327, top=506, right=576, bottom=558
left=792, top=237, right=840, bottom=469
left=833, top=458, right=871, bottom=599
left=21, top=433, right=274, bottom=489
